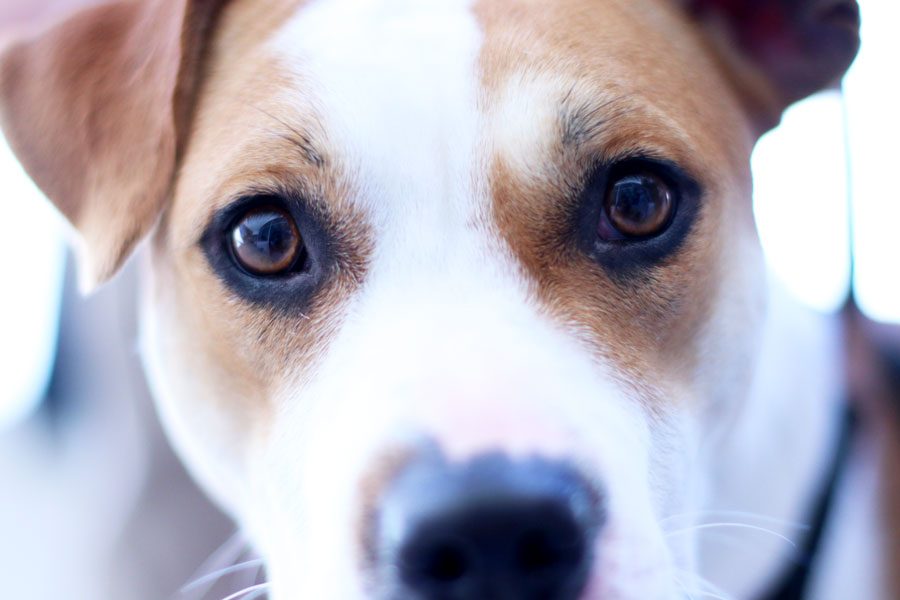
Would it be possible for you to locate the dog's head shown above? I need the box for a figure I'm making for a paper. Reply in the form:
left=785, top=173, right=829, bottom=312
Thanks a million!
left=0, top=0, right=859, bottom=597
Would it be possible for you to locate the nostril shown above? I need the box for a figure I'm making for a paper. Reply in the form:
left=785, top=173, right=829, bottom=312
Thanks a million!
left=377, top=452, right=603, bottom=599
left=426, top=543, right=468, bottom=582
left=413, top=537, right=472, bottom=585
left=518, top=528, right=558, bottom=571
left=516, top=525, right=580, bottom=574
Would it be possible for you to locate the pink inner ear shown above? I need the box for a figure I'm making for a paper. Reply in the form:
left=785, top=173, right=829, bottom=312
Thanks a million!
left=690, top=0, right=860, bottom=50
left=688, top=0, right=861, bottom=108
left=740, top=5, right=798, bottom=53
left=690, top=0, right=798, bottom=51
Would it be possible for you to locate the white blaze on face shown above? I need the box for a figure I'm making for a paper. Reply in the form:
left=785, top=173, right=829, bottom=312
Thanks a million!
left=255, top=2, right=678, bottom=598
left=271, top=0, right=486, bottom=248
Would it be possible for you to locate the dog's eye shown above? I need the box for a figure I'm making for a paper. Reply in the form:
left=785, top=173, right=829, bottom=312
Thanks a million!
left=229, top=206, right=305, bottom=276
left=578, top=158, right=699, bottom=272
left=598, top=170, right=674, bottom=241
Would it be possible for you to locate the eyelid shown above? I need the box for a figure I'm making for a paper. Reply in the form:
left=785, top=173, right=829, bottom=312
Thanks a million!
left=194, top=184, right=303, bottom=249
left=605, top=155, right=695, bottom=186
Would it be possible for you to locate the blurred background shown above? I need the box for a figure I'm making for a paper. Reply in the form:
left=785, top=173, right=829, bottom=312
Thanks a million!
left=0, top=0, right=898, bottom=599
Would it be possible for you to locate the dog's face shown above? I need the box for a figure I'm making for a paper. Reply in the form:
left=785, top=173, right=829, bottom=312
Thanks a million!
left=0, top=0, right=859, bottom=598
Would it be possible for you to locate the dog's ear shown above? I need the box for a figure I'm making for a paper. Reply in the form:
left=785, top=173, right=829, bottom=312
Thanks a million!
left=684, top=0, right=860, bottom=131
left=0, top=0, right=221, bottom=290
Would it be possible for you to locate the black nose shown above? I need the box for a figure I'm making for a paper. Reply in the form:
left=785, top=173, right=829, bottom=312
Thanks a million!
left=376, top=453, right=603, bottom=600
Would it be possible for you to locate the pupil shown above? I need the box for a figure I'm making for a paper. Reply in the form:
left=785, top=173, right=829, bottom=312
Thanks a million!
left=248, top=216, right=290, bottom=258
left=232, top=207, right=301, bottom=274
left=613, top=177, right=657, bottom=225
left=424, top=544, right=468, bottom=582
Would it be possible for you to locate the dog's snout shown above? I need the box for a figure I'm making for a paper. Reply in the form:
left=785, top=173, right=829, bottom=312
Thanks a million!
left=376, top=453, right=603, bottom=599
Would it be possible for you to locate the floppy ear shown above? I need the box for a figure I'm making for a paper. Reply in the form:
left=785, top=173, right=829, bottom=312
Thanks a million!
left=685, top=0, right=860, bottom=131
left=0, top=0, right=222, bottom=290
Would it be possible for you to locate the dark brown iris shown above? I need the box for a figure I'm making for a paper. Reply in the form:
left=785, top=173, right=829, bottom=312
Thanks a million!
left=602, top=172, right=674, bottom=239
left=230, top=206, right=304, bottom=276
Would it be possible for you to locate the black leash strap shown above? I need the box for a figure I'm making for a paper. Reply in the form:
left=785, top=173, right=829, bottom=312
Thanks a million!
left=759, top=402, right=859, bottom=600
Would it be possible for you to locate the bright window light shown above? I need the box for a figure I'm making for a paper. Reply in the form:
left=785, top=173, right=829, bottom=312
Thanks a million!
left=0, top=135, right=67, bottom=430
left=844, top=0, right=900, bottom=324
left=752, top=91, right=851, bottom=315
left=752, top=0, right=899, bottom=324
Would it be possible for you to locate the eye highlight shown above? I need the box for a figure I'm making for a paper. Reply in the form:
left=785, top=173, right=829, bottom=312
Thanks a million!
left=229, top=205, right=306, bottom=276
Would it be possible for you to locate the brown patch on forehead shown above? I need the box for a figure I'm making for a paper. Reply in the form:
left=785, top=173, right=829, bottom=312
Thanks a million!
left=474, top=0, right=755, bottom=394
left=149, top=0, right=371, bottom=432
left=489, top=158, right=720, bottom=395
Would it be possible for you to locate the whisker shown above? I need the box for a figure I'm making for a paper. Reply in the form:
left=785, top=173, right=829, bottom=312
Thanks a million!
left=660, top=510, right=808, bottom=531
left=181, top=532, right=250, bottom=599
left=248, top=558, right=267, bottom=589
left=665, top=522, right=798, bottom=548
left=181, top=559, right=265, bottom=594
left=675, top=569, right=735, bottom=600
left=221, top=583, right=271, bottom=600
left=688, top=591, right=731, bottom=600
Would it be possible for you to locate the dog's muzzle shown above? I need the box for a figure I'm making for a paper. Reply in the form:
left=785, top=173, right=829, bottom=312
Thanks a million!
left=374, top=452, right=605, bottom=599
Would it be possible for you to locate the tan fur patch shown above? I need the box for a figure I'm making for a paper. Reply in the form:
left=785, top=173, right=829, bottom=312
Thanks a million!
left=149, top=0, right=372, bottom=439
left=475, top=0, right=757, bottom=400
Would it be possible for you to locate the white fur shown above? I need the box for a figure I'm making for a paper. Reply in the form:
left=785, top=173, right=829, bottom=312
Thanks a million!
left=245, top=1, right=685, bottom=598
left=697, top=277, right=845, bottom=597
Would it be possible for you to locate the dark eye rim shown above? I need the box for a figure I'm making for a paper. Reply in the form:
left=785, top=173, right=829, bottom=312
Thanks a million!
left=200, top=192, right=332, bottom=312
left=575, top=156, right=702, bottom=274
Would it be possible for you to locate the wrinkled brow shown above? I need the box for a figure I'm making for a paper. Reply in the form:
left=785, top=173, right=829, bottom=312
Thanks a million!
left=251, top=103, right=327, bottom=169
left=554, top=89, right=699, bottom=173
left=558, top=91, right=635, bottom=150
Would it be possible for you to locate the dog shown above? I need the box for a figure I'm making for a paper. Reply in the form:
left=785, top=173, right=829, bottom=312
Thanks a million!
left=1, top=0, right=882, bottom=598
